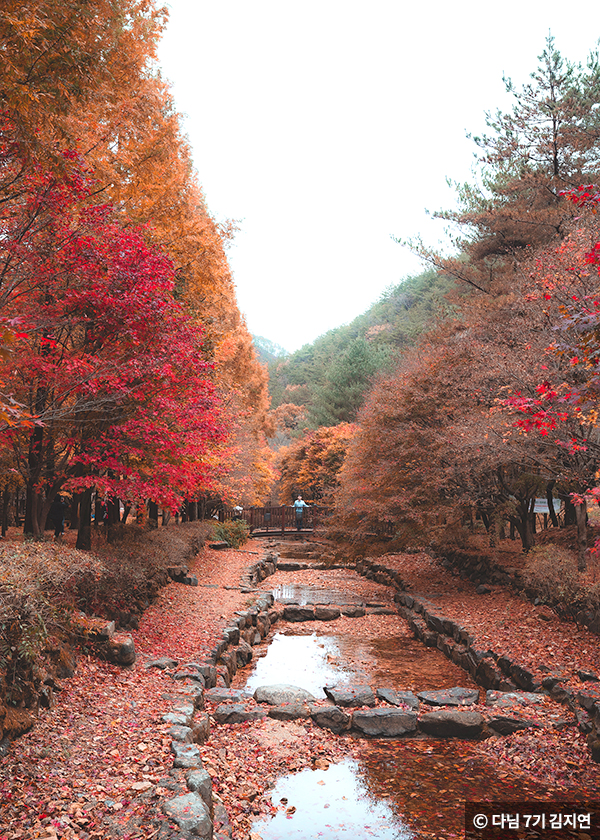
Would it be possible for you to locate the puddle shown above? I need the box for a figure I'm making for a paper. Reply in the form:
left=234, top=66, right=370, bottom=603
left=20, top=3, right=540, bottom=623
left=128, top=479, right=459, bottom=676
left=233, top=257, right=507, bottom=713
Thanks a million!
left=243, top=632, right=358, bottom=697
left=251, top=758, right=414, bottom=840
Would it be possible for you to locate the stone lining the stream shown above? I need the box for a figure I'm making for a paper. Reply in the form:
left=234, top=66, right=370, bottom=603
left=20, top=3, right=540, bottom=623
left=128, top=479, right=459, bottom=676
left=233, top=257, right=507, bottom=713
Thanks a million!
left=155, top=544, right=600, bottom=838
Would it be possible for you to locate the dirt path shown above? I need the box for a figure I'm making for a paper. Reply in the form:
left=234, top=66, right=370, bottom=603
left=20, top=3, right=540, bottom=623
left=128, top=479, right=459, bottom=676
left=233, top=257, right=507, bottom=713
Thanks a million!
left=0, top=545, right=262, bottom=839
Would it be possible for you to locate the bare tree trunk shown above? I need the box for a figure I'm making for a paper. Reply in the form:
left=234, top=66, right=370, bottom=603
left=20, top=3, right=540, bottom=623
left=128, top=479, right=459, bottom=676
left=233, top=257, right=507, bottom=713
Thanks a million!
left=2, top=487, right=10, bottom=537
left=546, top=480, right=559, bottom=527
left=77, top=488, right=92, bottom=550
left=575, top=500, right=588, bottom=572
left=148, top=501, right=159, bottom=528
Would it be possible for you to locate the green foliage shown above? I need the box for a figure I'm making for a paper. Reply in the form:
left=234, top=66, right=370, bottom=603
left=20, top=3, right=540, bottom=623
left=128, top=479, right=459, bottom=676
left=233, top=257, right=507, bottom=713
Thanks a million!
left=213, top=519, right=249, bottom=548
left=269, top=269, right=455, bottom=429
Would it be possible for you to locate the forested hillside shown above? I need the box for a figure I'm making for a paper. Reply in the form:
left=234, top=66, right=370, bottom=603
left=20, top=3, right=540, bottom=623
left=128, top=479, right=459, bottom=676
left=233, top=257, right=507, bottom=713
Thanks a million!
left=268, top=269, right=456, bottom=428
left=0, top=0, right=275, bottom=544
left=279, top=36, right=600, bottom=574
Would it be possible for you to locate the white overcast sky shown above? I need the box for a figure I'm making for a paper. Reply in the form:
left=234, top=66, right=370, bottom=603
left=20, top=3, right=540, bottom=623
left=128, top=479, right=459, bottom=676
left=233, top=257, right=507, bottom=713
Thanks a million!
left=157, top=1, right=600, bottom=353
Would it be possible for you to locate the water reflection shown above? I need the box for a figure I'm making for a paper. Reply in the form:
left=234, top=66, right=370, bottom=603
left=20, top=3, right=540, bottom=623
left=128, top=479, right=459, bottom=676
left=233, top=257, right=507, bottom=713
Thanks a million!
left=244, top=632, right=357, bottom=697
left=251, top=759, right=414, bottom=840
left=271, top=583, right=364, bottom=606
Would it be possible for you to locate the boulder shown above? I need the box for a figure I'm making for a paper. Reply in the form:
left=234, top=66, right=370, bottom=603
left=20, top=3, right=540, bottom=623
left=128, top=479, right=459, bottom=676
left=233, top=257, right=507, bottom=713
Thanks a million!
left=417, top=687, right=479, bottom=707
left=162, top=792, right=212, bottom=838
left=171, top=742, right=202, bottom=769
left=235, top=639, right=253, bottom=667
left=256, top=613, right=271, bottom=637
left=509, top=663, right=540, bottom=692
left=163, top=712, right=192, bottom=727
left=172, top=701, right=196, bottom=718
left=486, top=690, right=545, bottom=707
left=213, top=703, right=267, bottom=724
left=107, top=633, right=136, bottom=666
left=205, top=687, right=249, bottom=704
left=324, top=685, right=376, bottom=707
left=283, top=605, right=315, bottom=622
left=309, top=704, right=351, bottom=734
left=487, top=716, right=541, bottom=735
left=168, top=724, right=194, bottom=743
left=253, top=684, right=316, bottom=705
left=352, top=709, right=418, bottom=737
left=192, top=713, right=211, bottom=743
left=419, top=710, right=486, bottom=738
left=376, top=689, right=420, bottom=710
left=340, top=605, right=366, bottom=618
left=145, top=656, right=178, bottom=670
left=223, top=626, right=240, bottom=645
left=186, top=768, right=213, bottom=813
left=314, top=606, right=341, bottom=621
left=174, top=669, right=206, bottom=686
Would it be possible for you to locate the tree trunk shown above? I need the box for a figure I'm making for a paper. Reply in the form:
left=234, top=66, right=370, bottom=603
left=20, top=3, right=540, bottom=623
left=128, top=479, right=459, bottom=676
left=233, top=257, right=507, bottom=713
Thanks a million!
left=575, top=500, right=588, bottom=572
left=148, top=501, right=159, bottom=528
left=546, top=480, right=559, bottom=527
left=561, top=492, right=576, bottom=527
left=188, top=500, right=197, bottom=521
left=70, top=493, right=80, bottom=531
left=77, top=488, right=92, bottom=550
left=106, top=496, right=120, bottom=543
left=1, top=487, right=10, bottom=537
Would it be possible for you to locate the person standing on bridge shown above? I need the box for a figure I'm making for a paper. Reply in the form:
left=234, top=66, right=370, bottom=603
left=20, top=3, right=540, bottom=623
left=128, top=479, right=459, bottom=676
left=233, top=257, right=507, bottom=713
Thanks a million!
left=293, top=495, right=309, bottom=531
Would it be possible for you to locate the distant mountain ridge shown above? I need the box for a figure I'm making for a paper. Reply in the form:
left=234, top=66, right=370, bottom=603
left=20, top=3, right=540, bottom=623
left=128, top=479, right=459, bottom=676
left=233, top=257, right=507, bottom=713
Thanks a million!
left=267, top=269, right=456, bottom=428
left=252, top=335, right=289, bottom=365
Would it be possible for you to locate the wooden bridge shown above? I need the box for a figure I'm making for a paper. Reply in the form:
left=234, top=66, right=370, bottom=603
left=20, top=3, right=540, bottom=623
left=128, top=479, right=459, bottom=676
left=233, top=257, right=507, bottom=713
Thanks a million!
left=222, top=505, right=320, bottom=536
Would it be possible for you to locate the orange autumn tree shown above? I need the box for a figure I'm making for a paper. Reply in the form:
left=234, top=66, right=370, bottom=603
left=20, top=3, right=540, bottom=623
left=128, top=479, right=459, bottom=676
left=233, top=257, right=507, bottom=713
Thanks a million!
left=277, top=423, right=356, bottom=504
left=0, top=0, right=276, bottom=516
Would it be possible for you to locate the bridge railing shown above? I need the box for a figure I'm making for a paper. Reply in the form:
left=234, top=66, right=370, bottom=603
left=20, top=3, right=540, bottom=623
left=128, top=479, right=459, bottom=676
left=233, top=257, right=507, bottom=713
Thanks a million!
left=223, top=504, right=321, bottom=533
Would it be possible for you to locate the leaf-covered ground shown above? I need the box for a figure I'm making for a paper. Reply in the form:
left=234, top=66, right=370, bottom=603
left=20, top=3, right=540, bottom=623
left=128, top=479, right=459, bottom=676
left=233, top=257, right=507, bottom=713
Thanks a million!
left=2, top=536, right=600, bottom=839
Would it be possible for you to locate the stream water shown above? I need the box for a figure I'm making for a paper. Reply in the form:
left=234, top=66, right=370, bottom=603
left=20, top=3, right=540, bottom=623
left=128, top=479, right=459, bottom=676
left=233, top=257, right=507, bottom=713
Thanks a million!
left=241, top=580, right=559, bottom=839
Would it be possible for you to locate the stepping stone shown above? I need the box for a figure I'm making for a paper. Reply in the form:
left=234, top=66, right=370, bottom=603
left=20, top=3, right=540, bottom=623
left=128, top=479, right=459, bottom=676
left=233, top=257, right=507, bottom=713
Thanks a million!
left=324, top=685, right=376, bottom=707
left=314, top=606, right=341, bottom=621
left=419, top=710, right=485, bottom=738
left=268, top=703, right=311, bottom=720
left=205, top=688, right=249, bottom=704
left=352, top=709, right=418, bottom=737
left=254, top=684, right=316, bottom=705
left=283, top=605, right=315, bottom=621
left=417, top=687, right=479, bottom=707
left=376, top=688, right=420, bottom=710
left=341, top=605, right=366, bottom=617
left=485, top=690, right=545, bottom=707
left=309, top=704, right=351, bottom=734
left=213, top=703, right=267, bottom=724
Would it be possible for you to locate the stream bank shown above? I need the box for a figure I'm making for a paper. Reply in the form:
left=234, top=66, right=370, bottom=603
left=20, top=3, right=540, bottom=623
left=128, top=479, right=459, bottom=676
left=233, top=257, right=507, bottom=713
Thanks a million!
left=3, top=534, right=600, bottom=839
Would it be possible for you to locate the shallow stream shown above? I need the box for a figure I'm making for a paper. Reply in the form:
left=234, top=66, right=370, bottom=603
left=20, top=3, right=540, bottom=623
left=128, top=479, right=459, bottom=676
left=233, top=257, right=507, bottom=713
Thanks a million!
left=238, top=578, right=557, bottom=838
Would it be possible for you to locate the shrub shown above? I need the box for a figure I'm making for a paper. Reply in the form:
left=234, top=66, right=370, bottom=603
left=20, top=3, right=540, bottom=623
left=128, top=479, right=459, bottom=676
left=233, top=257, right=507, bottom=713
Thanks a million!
left=523, top=545, right=588, bottom=620
left=213, top=520, right=249, bottom=549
